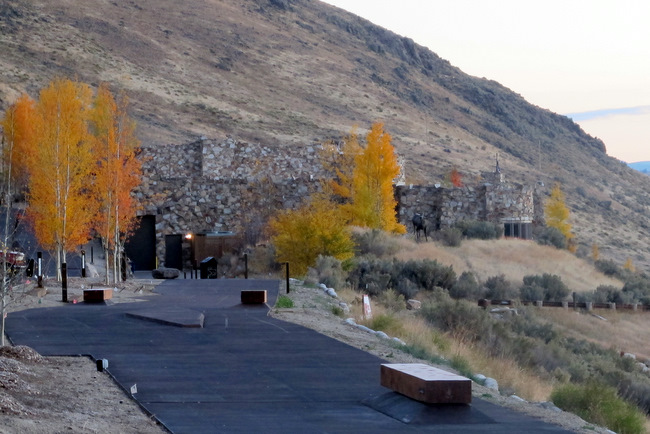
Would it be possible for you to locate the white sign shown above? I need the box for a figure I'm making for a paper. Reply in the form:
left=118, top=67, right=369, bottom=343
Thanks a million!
left=363, top=294, right=372, bottom=319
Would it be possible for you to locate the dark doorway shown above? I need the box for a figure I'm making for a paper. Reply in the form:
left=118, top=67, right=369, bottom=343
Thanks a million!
left=165, top=234, right=183, bottom=270
left=125, top=215, right=156, bottom=271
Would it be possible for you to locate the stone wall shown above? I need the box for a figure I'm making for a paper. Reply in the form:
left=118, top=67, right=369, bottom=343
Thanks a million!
left=137, top=138, right=325, bottom=265
left=396, top=180, right=537, bottom=231
left=137, top=138, right=540, bottom=266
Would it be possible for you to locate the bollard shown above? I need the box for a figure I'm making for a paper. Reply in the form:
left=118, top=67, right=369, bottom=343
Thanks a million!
left=81, top=250, right=86, bottom=278
left=284, top=262, right=290, bottom=294
left=61, top=262, right=68, bottom=302
left=91, top=246, right=94, bottom=264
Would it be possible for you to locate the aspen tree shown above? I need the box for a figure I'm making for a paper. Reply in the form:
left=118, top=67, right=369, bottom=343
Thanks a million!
left=26, top=78, right=96, bottom=279
left=90, top=84, right=141, bottom=284
left=341, top=122, right=405, bottom=234
left=544, top=183, right=574, bottom=249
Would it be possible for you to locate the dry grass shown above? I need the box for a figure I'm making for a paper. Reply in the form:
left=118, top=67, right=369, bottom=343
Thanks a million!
left=446, top=338, right=555, bottom=402
left=537, top=308, right=650, bottom=361
left=394, top=237, right=622, bottom=293
left=349, top=290, right=555, bottom=402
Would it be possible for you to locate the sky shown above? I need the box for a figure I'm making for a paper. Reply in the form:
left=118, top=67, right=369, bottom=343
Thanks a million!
left=322, top=0, right=650, bottom=163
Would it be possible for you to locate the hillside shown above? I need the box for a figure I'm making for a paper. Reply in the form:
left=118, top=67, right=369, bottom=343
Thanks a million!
left=2, top=0, right=650, bottom=268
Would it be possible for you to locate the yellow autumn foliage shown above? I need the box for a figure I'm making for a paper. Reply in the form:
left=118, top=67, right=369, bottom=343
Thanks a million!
left=337, top=122, right=406, bottom=234
left=545, top=183, right=574, bottom=245
left=268, top=194, right=354, bottom=276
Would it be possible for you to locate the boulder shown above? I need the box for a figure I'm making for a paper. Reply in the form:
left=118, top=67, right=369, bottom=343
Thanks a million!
left=406, top=299, right=421, bottom=310
left=152, top=268, right=180, bottom=279
left=484, top=377, right=499, bottom=391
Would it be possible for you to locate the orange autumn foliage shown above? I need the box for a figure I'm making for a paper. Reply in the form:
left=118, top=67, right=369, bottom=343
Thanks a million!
left=90, top=83, right=142, bottom=283
left=25, top=79, right=97, bottom=270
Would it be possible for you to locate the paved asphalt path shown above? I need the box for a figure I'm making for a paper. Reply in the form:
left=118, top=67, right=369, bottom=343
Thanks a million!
left=5, top=279, right=572, bottom=433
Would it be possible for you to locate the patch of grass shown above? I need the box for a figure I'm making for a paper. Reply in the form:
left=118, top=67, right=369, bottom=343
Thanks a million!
left=331, top=305, right=343, bottom=316
left=551, top=382, right=645, bottom=434
left=275, top=295, right=294, bottom=308
left=450, top=354, right=473, bottom=378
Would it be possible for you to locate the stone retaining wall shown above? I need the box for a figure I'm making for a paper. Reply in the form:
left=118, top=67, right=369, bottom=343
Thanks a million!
left=137, top=138, right=541, bottom=266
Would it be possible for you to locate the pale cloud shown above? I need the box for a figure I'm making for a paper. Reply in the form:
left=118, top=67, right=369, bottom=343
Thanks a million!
left=567, top=106, right=650, bottom=122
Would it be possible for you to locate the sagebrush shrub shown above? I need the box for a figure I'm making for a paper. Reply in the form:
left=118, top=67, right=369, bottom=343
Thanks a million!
left=551, top=382, right=645, bottom=434
left=420, top=296, right=492, bottom=343
left=534, top=226, right=567, bottom=249
left=455, top=220, right=502, bottom=240
left=352, top=229, right=399, bottom=257
left=520, top=274, right=569, bottom=301
left=449, top=271, right=481, bottom=300
left=436, top=227, right=463, bottom=247
left=483, top=274, right=517, bottom=300
left=312, top=255, right=347, bottom=289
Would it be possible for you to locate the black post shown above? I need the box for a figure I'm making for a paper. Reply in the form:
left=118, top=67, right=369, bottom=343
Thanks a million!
left=61, top=262, right=67, bottom=302
left=81, top=250, right=86, bottom=278
left=121, top=256, right=127, bottom=281
left=244, top=253, right=248, bottom=279
left=284, top=262, right=290, bottom=294
left=37, top=252, right=43, bottom=288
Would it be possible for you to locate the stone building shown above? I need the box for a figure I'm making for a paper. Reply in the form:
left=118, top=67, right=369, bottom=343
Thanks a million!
left=127, top=138, right=542, bottom=270
left=396, top=169, right=543, bottom=239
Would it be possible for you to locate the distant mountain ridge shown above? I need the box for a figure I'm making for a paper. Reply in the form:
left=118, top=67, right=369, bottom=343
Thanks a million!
left=1, top=0, right=650, bottom=268
left=628, top=161, right=650, bottom=174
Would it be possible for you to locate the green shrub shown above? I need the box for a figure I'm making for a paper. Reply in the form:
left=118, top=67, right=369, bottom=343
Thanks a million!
left=331, top=305, right=344, bottom=316
left=534, top=226, right=567, bottom=249
left=312, top=255, right=347, bottom=290
left=368, top=313, right=403, bottom=335
left=398, top=259, right=457, bottom=291
left=420, top=296, right=492, bottom=343
left=483, top=274, right=517, bottom=300
left=348, top=258, right=456, bottom=297
left=594, top=259, right=622, bottom=276
left=276, top=295, right=294, bottom=308
left=450, top=354, right=473, bottom=378
left=436, top=227, right=463, bottom=247
left=551, top=382, right=645, bottom=434
left=520, top=274, right=570, bottom=301
left=352, top=229, right=399, bottom=257
left=622, top=275, right=650, bottom=304
left=377, top=289, right=406, bottom=312
left=455, top=220, right=502, bottom=240
left=450, top=271, right=481, bottom=300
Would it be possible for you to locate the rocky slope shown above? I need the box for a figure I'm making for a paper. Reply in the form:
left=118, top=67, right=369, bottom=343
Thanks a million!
left=1, top=0, right=650, bottom=268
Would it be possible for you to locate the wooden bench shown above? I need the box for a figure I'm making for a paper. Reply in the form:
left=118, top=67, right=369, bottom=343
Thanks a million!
left=83, top=288, right=113, bottom=303
left=240, top=290, right=267, bottom=304
left=380, top=363, right=471, bottom=404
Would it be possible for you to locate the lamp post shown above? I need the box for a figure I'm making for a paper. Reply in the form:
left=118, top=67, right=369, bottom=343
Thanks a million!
left=184, top=233, right=193, bottom=279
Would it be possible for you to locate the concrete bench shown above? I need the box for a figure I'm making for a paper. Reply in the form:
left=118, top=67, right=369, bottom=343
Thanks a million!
left=380, top=363, right=471, bottom=404
left=241, top=290, right=267, bottom=304
left=83, top=288, right=113, bottom=303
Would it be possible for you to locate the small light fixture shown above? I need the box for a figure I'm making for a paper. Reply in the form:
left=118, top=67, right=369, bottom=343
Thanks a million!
left=185, top=233, right=193, bottom=240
